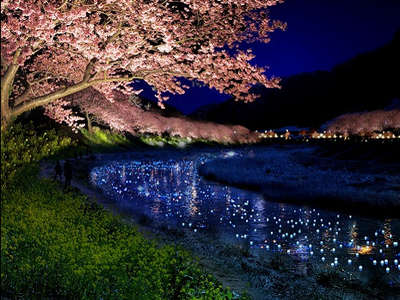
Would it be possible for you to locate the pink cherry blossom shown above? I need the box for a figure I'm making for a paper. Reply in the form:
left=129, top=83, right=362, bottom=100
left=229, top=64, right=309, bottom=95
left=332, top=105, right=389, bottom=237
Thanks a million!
left=68, top=88, right=259, bottom=143
left=326, top=109, right=400, bottom=135
left=1, top=0, right=285, bottom=129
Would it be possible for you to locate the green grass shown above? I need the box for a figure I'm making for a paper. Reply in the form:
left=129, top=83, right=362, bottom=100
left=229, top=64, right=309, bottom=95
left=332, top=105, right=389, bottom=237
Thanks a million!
left=80, top=127, right=134, bottom=150
left=80, top=128, right=217, bottom=151
left=1, top=122, right=76, bottom=188
left=140, top=134, right=191, bottom=147
left=1, top=122, right=248, bottom=299
left=139, top=134, right=216, bottom=148
left=1, top=168, right=240, bottom=299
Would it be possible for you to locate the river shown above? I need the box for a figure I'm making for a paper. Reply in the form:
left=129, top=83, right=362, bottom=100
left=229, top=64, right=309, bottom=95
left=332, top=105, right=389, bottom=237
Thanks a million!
left=89, top=146, right=400, bottom=296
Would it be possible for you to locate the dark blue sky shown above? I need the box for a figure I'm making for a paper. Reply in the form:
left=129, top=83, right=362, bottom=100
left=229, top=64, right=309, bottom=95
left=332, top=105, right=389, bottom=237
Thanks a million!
left=142, top=0, right=400, bottom=114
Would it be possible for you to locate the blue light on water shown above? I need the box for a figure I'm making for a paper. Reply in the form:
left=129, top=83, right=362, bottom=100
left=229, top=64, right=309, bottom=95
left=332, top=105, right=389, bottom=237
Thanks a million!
left=90, top=149, right=400, bottom=277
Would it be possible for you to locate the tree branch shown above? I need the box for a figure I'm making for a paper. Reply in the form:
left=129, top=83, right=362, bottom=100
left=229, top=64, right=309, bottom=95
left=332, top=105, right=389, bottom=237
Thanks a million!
left=13, top=85, right=33, bottom=106
left=1, top=49, right=21, bottom=116
left=12, top=81, right=94, bottom=117
left=11, top=75, right=143, bottom=117
left=83, top=58, right=97, bottom=82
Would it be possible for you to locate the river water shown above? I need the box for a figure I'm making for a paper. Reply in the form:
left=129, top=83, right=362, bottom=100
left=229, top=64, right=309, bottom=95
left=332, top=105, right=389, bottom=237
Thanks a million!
left=90, top=147, right=400, bottom=282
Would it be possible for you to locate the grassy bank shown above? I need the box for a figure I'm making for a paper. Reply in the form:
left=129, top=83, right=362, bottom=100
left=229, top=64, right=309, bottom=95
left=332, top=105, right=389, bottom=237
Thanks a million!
left=1, top=123, right=247, bottom=299
left=80, top=126, right=220, bottom=153
left=198, top=145, right=400, bottom=218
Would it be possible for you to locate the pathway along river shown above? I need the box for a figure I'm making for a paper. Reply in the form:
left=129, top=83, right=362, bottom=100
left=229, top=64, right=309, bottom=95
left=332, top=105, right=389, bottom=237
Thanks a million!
left=90, top=147, right=400, bottom=297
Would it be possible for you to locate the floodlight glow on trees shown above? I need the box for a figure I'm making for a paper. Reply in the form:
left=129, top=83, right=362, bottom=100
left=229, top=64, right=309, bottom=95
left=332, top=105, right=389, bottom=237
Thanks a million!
left=1, top=0, right=285, bottom=129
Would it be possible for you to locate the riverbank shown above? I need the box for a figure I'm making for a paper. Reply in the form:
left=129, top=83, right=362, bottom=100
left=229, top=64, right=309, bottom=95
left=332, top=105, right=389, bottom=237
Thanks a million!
left=199, top=144, right=400, bottom=218
left=1, top=123, right=245, bottom=300
left=3, top=163, right=249, bottom=299
left=40, top=147, right=400, bottom=299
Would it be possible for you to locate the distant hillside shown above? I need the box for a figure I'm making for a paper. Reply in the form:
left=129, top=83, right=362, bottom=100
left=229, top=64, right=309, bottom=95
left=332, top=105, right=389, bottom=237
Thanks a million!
left=191, top=30, right=400, bottom=129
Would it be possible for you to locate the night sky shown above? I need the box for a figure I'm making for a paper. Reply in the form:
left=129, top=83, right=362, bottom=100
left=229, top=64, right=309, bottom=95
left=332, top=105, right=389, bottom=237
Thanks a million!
left=141, top=0, right=400, bottom=114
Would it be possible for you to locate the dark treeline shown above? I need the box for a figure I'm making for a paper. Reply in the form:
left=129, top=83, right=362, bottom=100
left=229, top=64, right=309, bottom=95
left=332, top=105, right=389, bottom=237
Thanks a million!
left=191, top=30, right=400, bottom=130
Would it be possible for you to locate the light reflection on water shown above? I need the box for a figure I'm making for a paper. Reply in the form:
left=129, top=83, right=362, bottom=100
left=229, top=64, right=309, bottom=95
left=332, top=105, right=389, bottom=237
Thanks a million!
left=90, top=150, right=400, bottom=278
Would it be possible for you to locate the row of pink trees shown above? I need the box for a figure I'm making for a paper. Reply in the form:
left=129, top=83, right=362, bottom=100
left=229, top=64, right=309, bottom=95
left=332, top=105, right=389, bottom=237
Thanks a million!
left=1, top=0, right=285, bottom=130
left=63, top=88, right=258, bottom=143
left=326, top=109, right=400, bottom=135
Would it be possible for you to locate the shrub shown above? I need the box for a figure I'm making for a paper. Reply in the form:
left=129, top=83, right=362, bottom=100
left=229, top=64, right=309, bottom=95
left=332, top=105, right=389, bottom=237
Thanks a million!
left=80, top=126, right=132, bottom=148
left=1, top=122, right=75, bottom=187
left=139, top=134, right=192, bottom=147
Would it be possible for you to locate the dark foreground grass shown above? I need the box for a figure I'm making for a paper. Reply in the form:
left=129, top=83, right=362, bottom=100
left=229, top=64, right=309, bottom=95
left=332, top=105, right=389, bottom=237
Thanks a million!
left=1, top=123, right=247, bottom=299
left=1, top=168, right=240, bottom=299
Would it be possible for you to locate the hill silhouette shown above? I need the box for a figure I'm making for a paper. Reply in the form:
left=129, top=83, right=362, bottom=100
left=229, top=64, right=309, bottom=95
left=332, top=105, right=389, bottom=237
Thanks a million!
left=191, top=30, right=400, bottom=129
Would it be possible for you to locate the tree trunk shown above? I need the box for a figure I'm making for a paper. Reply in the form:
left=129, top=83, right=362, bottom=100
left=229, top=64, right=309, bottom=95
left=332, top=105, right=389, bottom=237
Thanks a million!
left=1, top=50, right=21, bottom=131
left=86, top=111, right=93, bottom=133
left=1, top=71, right=17, bottom=131
left=1, top=110, right=11, bottom=131
left=1, top=91, right=11, bottom=130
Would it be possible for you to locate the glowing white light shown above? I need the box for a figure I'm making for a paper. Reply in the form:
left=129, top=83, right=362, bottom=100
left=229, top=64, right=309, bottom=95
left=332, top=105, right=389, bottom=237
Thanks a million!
left=226, top=151, right=236, bottom=157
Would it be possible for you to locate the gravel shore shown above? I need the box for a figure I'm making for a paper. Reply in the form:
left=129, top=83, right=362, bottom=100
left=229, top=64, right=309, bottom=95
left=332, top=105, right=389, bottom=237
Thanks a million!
left=199, top=144, right=400, bottom=217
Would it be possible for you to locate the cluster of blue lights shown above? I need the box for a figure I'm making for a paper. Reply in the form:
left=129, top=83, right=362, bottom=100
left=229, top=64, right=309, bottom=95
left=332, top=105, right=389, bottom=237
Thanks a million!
left=90, top=150, right=400, bottom=277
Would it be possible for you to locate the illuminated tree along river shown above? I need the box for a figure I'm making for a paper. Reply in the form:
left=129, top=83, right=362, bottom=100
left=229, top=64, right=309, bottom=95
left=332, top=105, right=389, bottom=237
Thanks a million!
left=90, top=148, right=400, bottom=282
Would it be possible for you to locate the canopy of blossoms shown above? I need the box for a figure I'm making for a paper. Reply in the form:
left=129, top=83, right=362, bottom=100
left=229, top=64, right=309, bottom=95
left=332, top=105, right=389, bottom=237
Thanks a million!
left=1, top=0, right=285, bottom=129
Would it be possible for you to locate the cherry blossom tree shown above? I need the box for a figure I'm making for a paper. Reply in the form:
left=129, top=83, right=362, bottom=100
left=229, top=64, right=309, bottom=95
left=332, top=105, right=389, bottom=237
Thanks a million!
left=1, top=0, right=285, bottom=130
left=326, top=109, right=400, bottom=135
left=68, top=88, right=259, bottom=143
